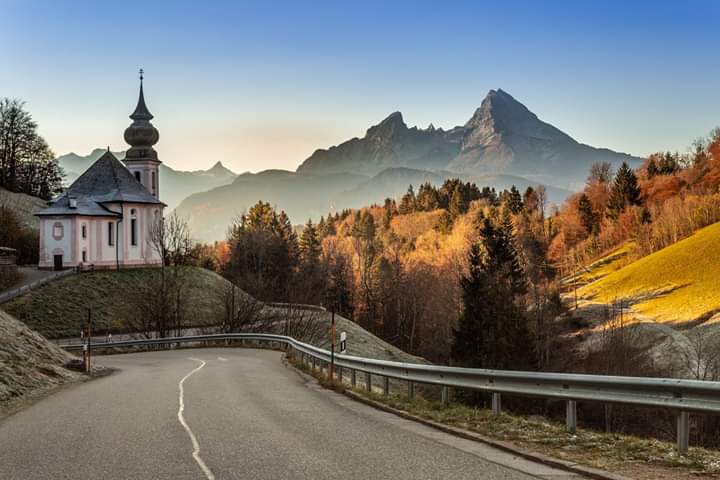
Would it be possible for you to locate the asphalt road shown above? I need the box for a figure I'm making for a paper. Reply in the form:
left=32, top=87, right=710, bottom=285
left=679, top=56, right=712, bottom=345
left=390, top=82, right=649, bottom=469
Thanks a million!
left=0, top=349, right=587, bottom=479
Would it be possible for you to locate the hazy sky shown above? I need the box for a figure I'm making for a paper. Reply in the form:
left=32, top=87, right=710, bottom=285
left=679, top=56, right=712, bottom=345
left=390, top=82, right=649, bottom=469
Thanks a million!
left=2, top=0, right=719, bottom=173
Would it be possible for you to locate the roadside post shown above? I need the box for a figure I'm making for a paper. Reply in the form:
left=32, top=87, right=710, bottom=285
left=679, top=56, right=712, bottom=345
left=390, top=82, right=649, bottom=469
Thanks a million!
left=83, top=308, right=92, bottom=373
left=339, top=331, right=347, bottom=354
left=329, top=309, right=336, bottom=380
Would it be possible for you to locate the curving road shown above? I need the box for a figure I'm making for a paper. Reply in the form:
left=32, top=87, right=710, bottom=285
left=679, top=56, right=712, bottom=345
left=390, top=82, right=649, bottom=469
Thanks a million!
left=0, top=349, right=586, bottom=479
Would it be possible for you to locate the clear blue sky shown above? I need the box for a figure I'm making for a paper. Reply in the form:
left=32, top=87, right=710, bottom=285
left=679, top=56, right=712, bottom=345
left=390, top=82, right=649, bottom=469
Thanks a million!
left=2, top=0, right=719, bottom=172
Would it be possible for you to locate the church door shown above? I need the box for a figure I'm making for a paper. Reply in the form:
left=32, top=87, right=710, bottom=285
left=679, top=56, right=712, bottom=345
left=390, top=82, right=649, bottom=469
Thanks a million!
left=53, top=254, right=63, bottom=271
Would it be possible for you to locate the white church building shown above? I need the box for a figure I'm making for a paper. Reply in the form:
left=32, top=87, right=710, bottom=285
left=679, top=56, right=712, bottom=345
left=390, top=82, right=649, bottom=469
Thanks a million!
left=36, top=75, right=165, bottom=270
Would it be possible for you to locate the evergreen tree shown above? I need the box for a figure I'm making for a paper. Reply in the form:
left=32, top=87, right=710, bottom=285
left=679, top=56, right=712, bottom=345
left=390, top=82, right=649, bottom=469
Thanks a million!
left=577, top=193, right=596, bottom=234
left=451, top=217, right=534, bottom=370
left=504, top=185, right=523, bottom=214
left=299, top=219, right=321, bottom=268
left=448, top=184, right=465, bottom=219
left=398, top=185, right=417, bottom=214
left=607, top=162, right=641, bottom=219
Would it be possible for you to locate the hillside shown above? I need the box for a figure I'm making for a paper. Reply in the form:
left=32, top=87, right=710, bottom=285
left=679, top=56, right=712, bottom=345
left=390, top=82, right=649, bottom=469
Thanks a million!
left=0, top=308, right=81, bottom=411
left=2, top=267, right=237, bottom=339
left=56, top=149, right=237, bottom=210
left=0, top=187, right=46, bottom=229
left=577, top=221, right=720, bottom=324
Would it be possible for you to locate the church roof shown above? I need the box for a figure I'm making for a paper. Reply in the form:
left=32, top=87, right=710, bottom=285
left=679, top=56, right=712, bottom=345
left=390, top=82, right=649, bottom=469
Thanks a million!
left=130, top=80, right=154, bottom=121
left=37, top=151, right=163, bottom=217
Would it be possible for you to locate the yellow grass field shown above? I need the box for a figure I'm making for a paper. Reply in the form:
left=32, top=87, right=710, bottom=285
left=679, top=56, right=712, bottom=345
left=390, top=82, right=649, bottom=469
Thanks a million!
left=578, top=221, right=720, bottom=324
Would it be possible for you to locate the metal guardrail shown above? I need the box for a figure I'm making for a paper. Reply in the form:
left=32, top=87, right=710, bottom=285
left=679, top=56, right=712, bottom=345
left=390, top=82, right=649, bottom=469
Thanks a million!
left=58, top=332, right=720, bottom=452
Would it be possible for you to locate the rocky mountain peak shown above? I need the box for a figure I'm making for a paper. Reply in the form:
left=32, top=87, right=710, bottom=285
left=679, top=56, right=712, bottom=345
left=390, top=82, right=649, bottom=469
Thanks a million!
left=366, top=111, right=407, bottom=140
left=463, top=89, right=570, bottom=146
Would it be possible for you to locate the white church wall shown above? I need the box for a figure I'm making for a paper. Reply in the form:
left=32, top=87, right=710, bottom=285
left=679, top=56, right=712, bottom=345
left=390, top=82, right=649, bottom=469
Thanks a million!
left=38, top=217, right=73, bottom=269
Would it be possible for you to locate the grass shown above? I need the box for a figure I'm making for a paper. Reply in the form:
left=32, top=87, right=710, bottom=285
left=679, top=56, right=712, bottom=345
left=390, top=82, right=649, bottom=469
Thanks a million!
left=291, top=356, right=720, bottom=479
left=573, top=242, right=635, bottom=285
left=2, top=267, right=234, bottom=339
left=578, top=222, right=720, bottom=324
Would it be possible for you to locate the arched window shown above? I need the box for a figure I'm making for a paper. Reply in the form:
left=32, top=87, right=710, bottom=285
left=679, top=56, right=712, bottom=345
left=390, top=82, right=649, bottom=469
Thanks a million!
left=134, top=171, right=141, bottom=183
left=151, top=171, right=156, bottom=195
left=130, top=209, right=137, bottom=246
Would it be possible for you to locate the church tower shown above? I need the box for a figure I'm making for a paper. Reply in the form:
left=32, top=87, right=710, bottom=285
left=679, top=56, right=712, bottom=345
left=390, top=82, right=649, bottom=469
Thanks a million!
left=123, top=70, right=161, bottom=198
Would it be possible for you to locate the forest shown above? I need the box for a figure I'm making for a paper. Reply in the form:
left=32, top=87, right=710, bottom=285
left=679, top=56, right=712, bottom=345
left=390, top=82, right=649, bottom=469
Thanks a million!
left=209, top=128, right=720, bottom=375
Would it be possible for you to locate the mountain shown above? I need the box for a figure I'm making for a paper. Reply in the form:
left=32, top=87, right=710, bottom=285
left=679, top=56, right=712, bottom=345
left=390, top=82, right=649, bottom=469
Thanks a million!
left=56, top=149, right=237, bottom=210
left=297, top=89, right=642, bottom=189
left=340, top=168, right=571, bottom=209
left=174, top=170, right=368, bottom=241
left=174, top=165, right=573, bottom=242
left=297, top=112, right=465, bottom=177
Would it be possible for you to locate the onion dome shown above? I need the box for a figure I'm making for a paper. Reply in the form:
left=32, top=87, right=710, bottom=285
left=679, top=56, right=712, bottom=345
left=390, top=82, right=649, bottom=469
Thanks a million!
left=124, top=70, right=160, bottom=162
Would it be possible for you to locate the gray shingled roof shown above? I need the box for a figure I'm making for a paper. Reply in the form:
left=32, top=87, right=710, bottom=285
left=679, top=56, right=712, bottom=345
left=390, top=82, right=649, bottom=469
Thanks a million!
left=37, top=151, right=163, bottom=217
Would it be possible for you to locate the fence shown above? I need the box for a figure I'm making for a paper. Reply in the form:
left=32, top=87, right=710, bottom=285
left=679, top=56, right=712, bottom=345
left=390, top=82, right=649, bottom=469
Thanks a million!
left=57, top=332, right=720, bottom=452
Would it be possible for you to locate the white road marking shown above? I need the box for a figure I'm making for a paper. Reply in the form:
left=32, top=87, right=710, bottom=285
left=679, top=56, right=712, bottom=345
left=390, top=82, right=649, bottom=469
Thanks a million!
left=178, top=358, right=215, bottom=480
left=217, top=357, right=227, bottom=362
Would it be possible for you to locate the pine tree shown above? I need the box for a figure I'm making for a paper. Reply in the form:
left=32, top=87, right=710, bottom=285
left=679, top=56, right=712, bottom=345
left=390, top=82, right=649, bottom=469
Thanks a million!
left=448, top=184, right=465, bottom=219
left=607, top=162, right=641, bottom=219
left=451, top=217, right=534, bottom=370
left=577, top=193, right=596, bottom=234
left=504, top=185, right=523, bottom=214
left=398, top=185, right=417, bottom=214
left=299, top=219, right=321, bottom=268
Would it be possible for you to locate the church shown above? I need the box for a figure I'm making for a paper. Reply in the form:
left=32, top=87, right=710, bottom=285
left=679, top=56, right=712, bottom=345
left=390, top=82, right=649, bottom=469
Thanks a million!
left=36, top=74, right=165, bottom=270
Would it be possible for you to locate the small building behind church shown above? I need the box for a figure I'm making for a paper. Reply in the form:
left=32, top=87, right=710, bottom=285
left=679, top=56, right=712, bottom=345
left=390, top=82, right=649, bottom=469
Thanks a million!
left=36, top=76, right=166, bottom=270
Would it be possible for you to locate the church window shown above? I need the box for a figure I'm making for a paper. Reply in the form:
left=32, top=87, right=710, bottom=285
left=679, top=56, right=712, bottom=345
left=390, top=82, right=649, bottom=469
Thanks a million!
left=108, top=222, right=115, bottom=246
left=81, top=224, right=87, bottom=239
left=130, top=209, right=137, bottom=246
left=135, top=171, right=141, bottom=183
left=151, top=171, right=156, bottom=195
left=82, top=250, right=87, bottom=263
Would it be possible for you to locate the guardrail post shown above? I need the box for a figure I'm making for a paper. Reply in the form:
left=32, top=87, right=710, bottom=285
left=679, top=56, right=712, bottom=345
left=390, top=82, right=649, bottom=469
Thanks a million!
left=351, top=369, right=357, bottom=388
left=312, top=357, right=317, bottom=372
left=365, top=372, right=372, bottom=392
left=337, top=367, right=343, bottom=383
left=382, top=376, right=389, bottom=397
left=492, top=392, right=501, bottom=416
left=677, top=411, right=690, bottom=453
left=441, top=386, right=449, bottom=406
left=408, top=380, right=415, bottom=400
left=566, top=400, right=577, bottom=434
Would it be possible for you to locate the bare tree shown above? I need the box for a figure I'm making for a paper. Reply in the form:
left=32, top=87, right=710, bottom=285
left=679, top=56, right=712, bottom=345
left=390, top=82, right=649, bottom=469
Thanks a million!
left=217, top=281, right=264, bottom=333
left=126, top=213, right=195, bottom=338
left=678, top=328, right=720, bottom=381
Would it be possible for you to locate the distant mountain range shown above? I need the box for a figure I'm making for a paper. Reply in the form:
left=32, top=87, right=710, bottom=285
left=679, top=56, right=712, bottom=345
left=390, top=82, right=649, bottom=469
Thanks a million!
left=56, top=149, right=238, bottom=210
left=60, top=90, right=643, bottom=242
left=297, top=89, right=641, bottom=188
left=175, top=89, right=640, bottom=241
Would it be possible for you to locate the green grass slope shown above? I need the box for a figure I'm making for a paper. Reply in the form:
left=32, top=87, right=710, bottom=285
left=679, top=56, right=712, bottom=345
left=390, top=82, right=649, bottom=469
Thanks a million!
left=578, top=221, right=720, bottom=324
left=3, top=267, right=234, bottom=339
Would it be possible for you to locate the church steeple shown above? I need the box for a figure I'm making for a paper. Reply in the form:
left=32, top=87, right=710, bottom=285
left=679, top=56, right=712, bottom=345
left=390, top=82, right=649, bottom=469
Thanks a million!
left=130, top=69, right=154, bottom=121
left=124, top=69, right=161, bottom=198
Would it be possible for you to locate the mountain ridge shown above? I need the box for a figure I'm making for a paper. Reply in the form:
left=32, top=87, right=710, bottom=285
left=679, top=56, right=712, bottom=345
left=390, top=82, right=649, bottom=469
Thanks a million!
left=297, top=89, right=641, bottom=189
left=56, top=149, right=238, bottom=210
